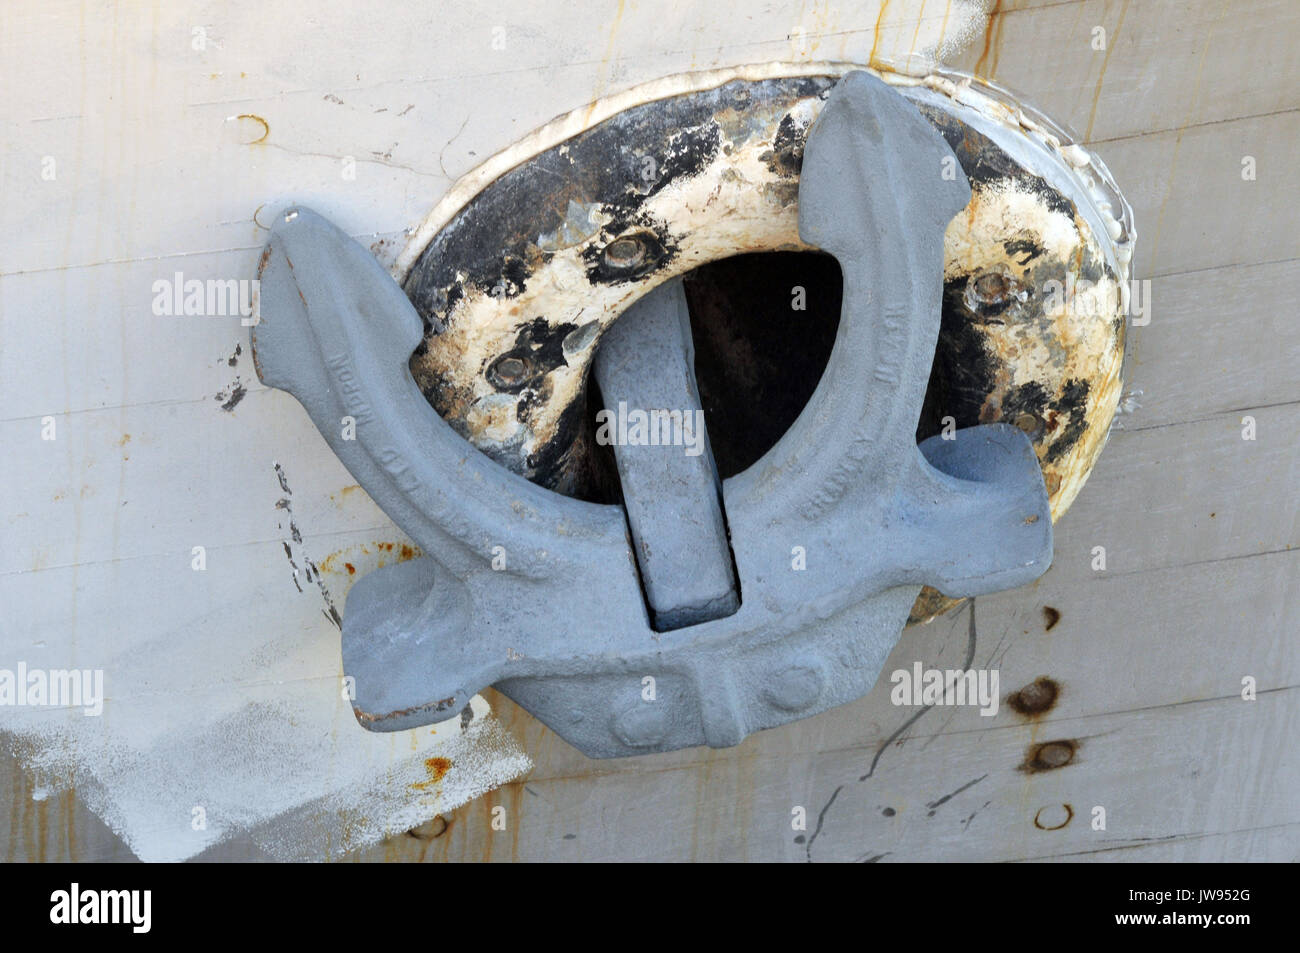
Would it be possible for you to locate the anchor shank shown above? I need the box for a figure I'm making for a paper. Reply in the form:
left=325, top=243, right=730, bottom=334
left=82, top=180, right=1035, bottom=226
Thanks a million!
left=593, top=278, right=740, bottom=632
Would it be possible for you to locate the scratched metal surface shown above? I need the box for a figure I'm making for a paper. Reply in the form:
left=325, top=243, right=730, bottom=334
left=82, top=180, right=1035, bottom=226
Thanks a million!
left=2, top=0, right=1298, bottom=861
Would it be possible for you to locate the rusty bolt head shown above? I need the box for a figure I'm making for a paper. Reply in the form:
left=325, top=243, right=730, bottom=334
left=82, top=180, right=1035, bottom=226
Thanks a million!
left=1007, top=676, right=1061, bottom=716
left=973, top=271, right=1010, bottom=300
left=1014, top=412, right=1043, bottom=435
left=602, top=236, right=647, bottom=271
left=1023, top=739, right=1077, bottom=772
left=964, top=267, right=1025, bottom=314
left=487, top=353, right=533, bottom=390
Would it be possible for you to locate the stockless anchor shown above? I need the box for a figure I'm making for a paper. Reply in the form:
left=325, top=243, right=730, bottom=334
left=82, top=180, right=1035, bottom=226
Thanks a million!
left=250, top=72, right=1053, bottom=758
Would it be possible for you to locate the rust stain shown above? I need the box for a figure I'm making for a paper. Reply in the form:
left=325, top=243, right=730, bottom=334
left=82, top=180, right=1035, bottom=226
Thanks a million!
left=405, top=814, right=449, bottom=840
left=355, top=693, right=458, bottom=727
left=906, top=0, right=929, bottom=64
left=1007, top=677, right=1061, bottom=717
left=1083, top=0, right=1130, bottom=141
left=318, top=541, right=421, bottom=576
left=580, top=0, right=627, bottom=129
left=1033, top=803, right=1074, bottom=831
left=8, top=770, right=79, bottom=862
left=235, top=113, right=270, bottom=145
left=410, top=757, right=452, bottom=791
left=1042, top=606, right=1061, bottom=631
left=868, top=0, right=892, bottom=69
left=972, top=0, right=1004, bottom=80
left=1020, top=739, right=1078, bottom=773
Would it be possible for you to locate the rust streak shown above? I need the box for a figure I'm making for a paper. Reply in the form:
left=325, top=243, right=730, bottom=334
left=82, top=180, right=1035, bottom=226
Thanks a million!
left=972, top=0, right=1003, bottom=79
left=1083, top=0, right=1130, bottom=142
left=869, top=0, right=892, bottom=69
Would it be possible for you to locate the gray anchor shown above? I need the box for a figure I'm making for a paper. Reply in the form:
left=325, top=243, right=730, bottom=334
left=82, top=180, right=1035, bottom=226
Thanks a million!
left=251, top=71, right=1052, bottom=758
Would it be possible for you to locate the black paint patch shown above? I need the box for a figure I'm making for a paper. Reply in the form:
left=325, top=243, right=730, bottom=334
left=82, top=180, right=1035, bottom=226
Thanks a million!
left=1001, top=380, right=1050, bottom=421
left=487, top=317, right=576, bottom=394
left=762, top=112, right=806, bottom=178
left=403, top=79, right=799, bottom=331
left=582, top=226, right=675, bottom=284
left=216, top=380, right=246, bottom=412
left=916, top=278, right=1001, bottom=440
left=918, top=103, right=1077, bottom=220
left=1043, top=378, right=1091, bottom=464
left=525, top=392, right=589, bottom=492
left=1004, top=237, right=1044, bottom=264
left=639, top=121, right=722, bottom=204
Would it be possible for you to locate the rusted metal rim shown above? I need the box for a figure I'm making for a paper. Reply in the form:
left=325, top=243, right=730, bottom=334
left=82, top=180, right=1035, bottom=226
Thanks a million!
left=395, top=61, right=1134, bottom=624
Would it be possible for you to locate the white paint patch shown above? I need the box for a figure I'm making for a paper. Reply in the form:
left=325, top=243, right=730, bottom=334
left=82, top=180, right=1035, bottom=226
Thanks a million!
left=3, top=624, right=530, bottom=862
left=0, top=393, right=532, bottom=862
left=395, top=0, right=996, bottom=277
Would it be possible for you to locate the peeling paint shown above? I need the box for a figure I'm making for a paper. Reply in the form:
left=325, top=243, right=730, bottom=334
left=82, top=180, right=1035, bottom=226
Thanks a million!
left=398, top=63, right=1131, bottom=624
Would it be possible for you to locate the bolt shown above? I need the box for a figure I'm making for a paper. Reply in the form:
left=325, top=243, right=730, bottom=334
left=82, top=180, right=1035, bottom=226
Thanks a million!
left=602, top=236, right=647, bottom=271
left=1022, top=739, right=1077, bottom=772
left=1007, top=676, right=1060, bottom=716
left=1035, top=741, right=1075, bottom=768
left=487, top=353, right=532, bottom=390
left=1014, top=412, right=1042, bottom=435
left=964, top=268, right=1024, bottom=313
left=973, top=271, right=1009, bottom=300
